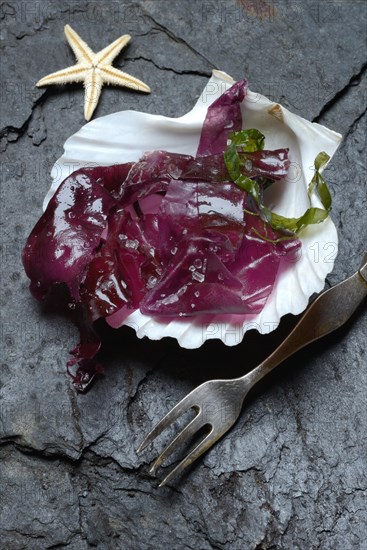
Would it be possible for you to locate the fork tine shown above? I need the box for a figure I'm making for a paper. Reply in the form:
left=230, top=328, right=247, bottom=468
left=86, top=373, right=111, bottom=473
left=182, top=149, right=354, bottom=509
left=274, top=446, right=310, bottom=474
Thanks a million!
left=136, top=391, right=199, bottom=454
left=159, top=428, right=222, bottom=487
left=149, top=413, right=203, bottom=474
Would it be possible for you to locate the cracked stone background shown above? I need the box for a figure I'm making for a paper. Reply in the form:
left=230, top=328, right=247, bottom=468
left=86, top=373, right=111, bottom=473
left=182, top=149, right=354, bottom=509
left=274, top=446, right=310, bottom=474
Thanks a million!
left=0, top=1, right=366, bottom=548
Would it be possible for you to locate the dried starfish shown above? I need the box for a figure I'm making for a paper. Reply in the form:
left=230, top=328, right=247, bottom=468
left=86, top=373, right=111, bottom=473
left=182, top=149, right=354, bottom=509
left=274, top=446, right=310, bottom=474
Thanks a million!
left=37, top=24, right=151, bottom=121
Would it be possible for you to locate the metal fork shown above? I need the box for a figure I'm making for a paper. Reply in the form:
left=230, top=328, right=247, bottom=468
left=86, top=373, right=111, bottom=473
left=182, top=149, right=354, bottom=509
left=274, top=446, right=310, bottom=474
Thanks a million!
left=137, top=258, right=367, bottom=486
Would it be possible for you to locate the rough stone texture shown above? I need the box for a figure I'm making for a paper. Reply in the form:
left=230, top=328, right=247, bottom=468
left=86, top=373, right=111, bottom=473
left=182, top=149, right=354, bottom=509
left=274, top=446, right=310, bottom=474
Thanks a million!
left=0, top=1, right=366, bottom=548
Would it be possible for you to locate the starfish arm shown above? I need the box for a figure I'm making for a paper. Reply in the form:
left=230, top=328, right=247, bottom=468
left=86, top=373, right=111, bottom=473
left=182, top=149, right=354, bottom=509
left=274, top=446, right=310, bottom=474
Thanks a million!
left=100, top=66, right=151, bottom=93
left=36, top=64, right=90, bottom=86
left=95, top=35, right=131, bottom=66
left=64, top=24, right=95, bottom=64
left=83, top=70, right=103, bottom=121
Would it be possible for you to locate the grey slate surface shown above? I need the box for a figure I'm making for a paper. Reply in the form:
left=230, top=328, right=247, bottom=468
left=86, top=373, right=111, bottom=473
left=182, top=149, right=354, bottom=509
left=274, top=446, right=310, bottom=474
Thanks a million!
left=0, top=1, right=366, bottom=548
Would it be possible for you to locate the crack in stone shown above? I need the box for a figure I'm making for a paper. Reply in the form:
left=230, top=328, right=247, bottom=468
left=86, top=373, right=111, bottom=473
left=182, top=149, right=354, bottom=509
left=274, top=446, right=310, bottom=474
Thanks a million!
left=67, top=384, right=85, bottom=452
left=142, top=11, right=217, bottom=71
left=73, top=498, right=84, bottom=550
left=125, top=55, right=212, bottom=78
left=343, top=106, right=367, bottom=140
left=313, top=61, right=367, bottom=123
left=0, top=527, right=46, bottom=540
left=47, top=536, right=81, bottom=550
left=81, top=432, right=108, bottom=455
left=125, top=366, right=162, bottom=426
left=2, top=3, right=90, bottom=44
left=0, top=439, right=151, bottom=480
left=0, top=439, right=81, bottom=464
left=83, top=449, right=154, bottom=484
left=0, top=89, right=49, bottom=146
left=128, top=366, right=156, bottom=403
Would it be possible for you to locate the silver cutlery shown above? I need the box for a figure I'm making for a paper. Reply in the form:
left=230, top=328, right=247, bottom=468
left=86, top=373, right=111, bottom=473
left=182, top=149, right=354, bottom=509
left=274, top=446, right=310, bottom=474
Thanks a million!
left=137, top=257, right=367, bottom=486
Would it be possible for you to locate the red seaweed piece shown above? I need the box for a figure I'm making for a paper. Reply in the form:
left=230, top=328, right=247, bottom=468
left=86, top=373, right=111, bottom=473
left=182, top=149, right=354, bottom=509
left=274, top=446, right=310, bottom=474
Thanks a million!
left=197, top=79, right=248, bottom=156
left=22, top=169, right=118, bottom=301
left=139, top=180, right=300, bottom=316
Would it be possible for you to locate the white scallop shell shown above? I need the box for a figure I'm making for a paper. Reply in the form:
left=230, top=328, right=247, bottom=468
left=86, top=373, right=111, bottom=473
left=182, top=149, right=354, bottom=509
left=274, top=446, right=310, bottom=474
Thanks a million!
left=46, top=70, right=342, bottom=348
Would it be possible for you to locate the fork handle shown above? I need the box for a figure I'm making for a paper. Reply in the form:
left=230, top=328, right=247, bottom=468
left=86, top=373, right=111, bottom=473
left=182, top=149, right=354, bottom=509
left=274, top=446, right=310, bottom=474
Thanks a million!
left=246, top=259, right=367, bottom=387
